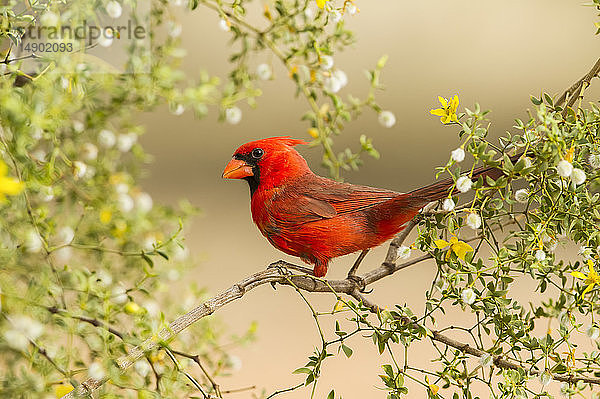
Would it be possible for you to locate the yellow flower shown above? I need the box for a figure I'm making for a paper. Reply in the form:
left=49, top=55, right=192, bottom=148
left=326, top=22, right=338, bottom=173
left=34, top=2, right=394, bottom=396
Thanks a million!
left=571, top=260, right=600, bottom=295
left=430, top=95, right=459, bottom=124
left=564, top=145, right=575, bottom=163
left=54, top=383, right=74, bottom=398
left=308, top=128, right=319, bottom=139
left=0, top=159, right=24, bottom=201
left=316, top=0, right=330, bottom=9
left=435, top=236, right=473, bottom=261
left=99, top=208, right=112, bottom=224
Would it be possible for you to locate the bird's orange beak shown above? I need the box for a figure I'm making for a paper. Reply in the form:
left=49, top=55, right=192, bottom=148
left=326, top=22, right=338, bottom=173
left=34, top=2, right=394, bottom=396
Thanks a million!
left=222, top=158, right=253, bottom=179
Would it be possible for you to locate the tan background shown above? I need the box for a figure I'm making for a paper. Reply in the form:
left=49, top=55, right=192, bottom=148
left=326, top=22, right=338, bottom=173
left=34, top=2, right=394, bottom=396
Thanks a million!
left=139, top=1, right=599, bottom=397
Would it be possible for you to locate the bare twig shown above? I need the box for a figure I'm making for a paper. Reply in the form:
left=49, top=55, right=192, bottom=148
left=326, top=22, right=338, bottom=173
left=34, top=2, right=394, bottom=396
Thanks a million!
left=556, top=57, right=600, bottom=116
left=171, top=348, right=223, bottom=398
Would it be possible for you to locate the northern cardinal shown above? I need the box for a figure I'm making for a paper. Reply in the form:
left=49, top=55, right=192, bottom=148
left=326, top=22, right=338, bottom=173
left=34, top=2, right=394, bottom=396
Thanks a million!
left=223, top=137, right=513, bottom=277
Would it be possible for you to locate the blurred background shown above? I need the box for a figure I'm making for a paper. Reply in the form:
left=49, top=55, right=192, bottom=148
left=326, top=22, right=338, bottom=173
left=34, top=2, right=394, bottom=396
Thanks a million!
left=139, top=1, right=599, bottom=397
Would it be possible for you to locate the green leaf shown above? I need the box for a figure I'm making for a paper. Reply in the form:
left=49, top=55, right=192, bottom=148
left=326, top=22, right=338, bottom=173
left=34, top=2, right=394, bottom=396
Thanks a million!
left=341, top=344, right=353, bottom=358
left=293, top=367, right=312, bottom=374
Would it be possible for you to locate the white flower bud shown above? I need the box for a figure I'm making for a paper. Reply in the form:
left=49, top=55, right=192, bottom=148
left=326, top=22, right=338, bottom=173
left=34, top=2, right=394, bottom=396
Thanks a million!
left=304, top=7, right=315, bottom=19
left=135, top=361, right=151, bottom=377
left=25, top=230, right=43, bottom=253
left=114, top=183, right=129, bottom=194
left=225, top=107, right=242, bottom=125
left=396, top=245, right=411, bottom=260
left=514, top=188, right=529, bottom=203
left=456, top=176, right=472, bottom=193
left=117, top=133, right=137, bottom=152
left=111, top=286, right=128, bottom=304
left=73, top=120, right=84, bottom=133
left=73, top=161, right=87, bottom=179
left=98, top=30, right=113, bottom=47
left=135, top=192, right=153, bottom=213
left=535, top=249, right=546, bottom=262
left=378, top=111, right=396, bottom=128
left=330, top=10, right=342, bottom=23
left=219, top=18, right=230, bottom=31
left=461, top=288, right=476, bottom=305
left=56, top=226, right=74, bottom=246
left=589, top=153, right=600, bottom=169
left=320, top=55, right=334, bottom=70
left=346, top=3, right=357, bottom=15
left=466, top=212, right=482, bottom=230
left=168, top=21, right=182, bottom=38
left=256, top=63, right=272, bottom=80
left=96, top=270, right=113, bottom=287
left=442, top=198, right=455, bottom=212
left=98, top=130, right=116, bottom=148
left=323, top=76, right=342, bottom=93
left=171, top=104, right=185, bottom=115
left=30, top=149, right=47, bottom=162
left=117, top=193, right=134, bottom=213
left=557, top=160, right=573, bottom=178
left=587, top=325, right=600, bottom=340
left=571, top=168, right=586, bottom=185
left=105, top=1, right=122, bottom=18
left=82, top=143, right=98, bottom=161
left=332, top=69, right=348, bottom=88
left=451, top=148, right=465, bottom=162
left=39, top=186, right=54, bottom=202
left=539, top=371, right=552, bottom=386
left=40, top=11, right=59, bottom=26
left=88, top=361, right=106, bottom=380
left=53, top=246, right=72, bottom=263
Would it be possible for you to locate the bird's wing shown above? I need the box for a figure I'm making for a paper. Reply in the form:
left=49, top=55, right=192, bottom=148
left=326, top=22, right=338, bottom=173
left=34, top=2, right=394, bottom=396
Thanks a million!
left=272, top=175, right=400, bottom=225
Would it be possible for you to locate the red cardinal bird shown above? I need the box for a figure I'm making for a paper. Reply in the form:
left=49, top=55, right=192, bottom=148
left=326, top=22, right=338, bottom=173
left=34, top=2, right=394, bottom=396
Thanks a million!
left=223, top=137, right=511, bottom=277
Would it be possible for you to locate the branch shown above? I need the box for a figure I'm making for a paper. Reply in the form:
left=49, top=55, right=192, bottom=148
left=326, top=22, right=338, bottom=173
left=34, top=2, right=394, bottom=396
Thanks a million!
left=556, top=56, right=600, bottom=116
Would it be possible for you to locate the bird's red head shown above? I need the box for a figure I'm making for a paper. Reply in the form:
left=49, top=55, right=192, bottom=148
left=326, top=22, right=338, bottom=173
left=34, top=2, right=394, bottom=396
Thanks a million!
left=222, top=136, right=310, bottom=194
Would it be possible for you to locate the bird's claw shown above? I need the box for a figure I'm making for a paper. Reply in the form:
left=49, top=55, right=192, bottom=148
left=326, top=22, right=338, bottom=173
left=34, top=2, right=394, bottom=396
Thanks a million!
left=347, top=274, right=371, bottom=293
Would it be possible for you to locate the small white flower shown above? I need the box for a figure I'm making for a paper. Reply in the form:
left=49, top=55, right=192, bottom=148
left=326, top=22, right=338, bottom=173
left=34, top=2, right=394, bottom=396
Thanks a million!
left=3, top=329, right=28, bottom=351
left=451, top=147, right=465, bottom=162
left=323, top=76, right=342, bottom=93
left=30, top=149, right=47, bottom=162
left=39, top=186, right=54, bottom=202
left=56, top=226, right=74, bottom=246
left=320, top=55, right=334, bottom=70
left=332, top=69, right=348, bottom=87
left=111, top=286, right=128, bottom=304
left=557, top=159, right=573, bottom=178
left=135, top=192, right=153, bottom=213
left=82, top=143, right=98, bottom=161
left=40, top=11, right=59, bottom=26
left=256, top=63, right=272, bottom=80
left=589, top=153, right=600, bottom=169
left=539, top=371, right=552, bottom=387
left=330, top=10, right=342, bottom=23
left=442, top=198, right=455, bottom=212
left=168, top=21, right=182, bottom=38
left=117, top=133, right=137, bottom=152
left=304, top=7, right=315, bottom=19
left=167, top=269, right=181, bottom=281
left=31, top=127, right=43, bottom=140
left=560, top=382, right=569, bottom=396
left=173, top=245, right=189, bottom=261
left=98, top=129, right=116, bottom=148
left=73, top=161, right=87, bottom=179
left=96, top=270, right=113, bottom=287
left=396, top=245, right=411, bottom=260
left=535, top=249, right=546, bottom=262
left=143, top=234, right=157, bottom=251
left=117, top=193, right=134, bottom=213
left=88, top=361, right=106, bottom=380
left=225, top=107, right=242, bottom=125
left=98, top=30, right=114, bottom=47
left=219, top=18, right=230, bottom=31
left=143, top=300, right=160, bottom=318
left=114, top=183, right=129, bottom=194
left=170, top=0, right=184, bottom=6
left=466, top=212, right=482, bottom=230
left=461, top=288, right=476, bottom=305
left=346, top=3, right=357, bottom=15
left=514, top=188, right=529, bottom=204
left=25, top=230, right=43, bottom=253
left=571, top=168, right=586, bottom=185
left=478, top=353, right=493, bottom=368
left=13, top=315, right=43, bottom=339
left=378, top=110, right=396, bottom=128
left=105, top=1, right=122, bottom=18
left=456, top=176, right=472, bottom=193
left=171, top=104, right=185, bottom=115
left=73, top=120, right=84, bottom=133
left=523, top=157, right=533, bottom=168
left=587, top=325, right=600, bottom=340
left=134, top=360, right=151, bottom=377
left=53, top=247, right=72, bottom=263
left=228, top=354, right=243, bottom=371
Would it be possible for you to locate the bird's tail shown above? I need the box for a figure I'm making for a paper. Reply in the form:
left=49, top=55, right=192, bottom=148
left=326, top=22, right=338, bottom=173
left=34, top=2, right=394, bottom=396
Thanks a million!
left=406, top=152, right=525, bottom=206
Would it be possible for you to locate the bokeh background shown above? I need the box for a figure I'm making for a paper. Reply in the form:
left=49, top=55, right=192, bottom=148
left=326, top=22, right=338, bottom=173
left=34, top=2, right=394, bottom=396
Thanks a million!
left=138, top=1, right=599, bottom=397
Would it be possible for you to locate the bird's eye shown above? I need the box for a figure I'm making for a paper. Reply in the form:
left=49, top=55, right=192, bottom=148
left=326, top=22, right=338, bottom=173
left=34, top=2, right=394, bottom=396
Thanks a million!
left=251, top=148, right=264, bottom=159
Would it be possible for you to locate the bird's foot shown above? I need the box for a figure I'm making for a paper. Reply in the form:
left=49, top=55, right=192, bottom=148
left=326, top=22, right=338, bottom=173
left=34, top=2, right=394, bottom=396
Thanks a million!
left=268, top=261, right=314, bottom=276
left=347, top=274, right=372, bottom=294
